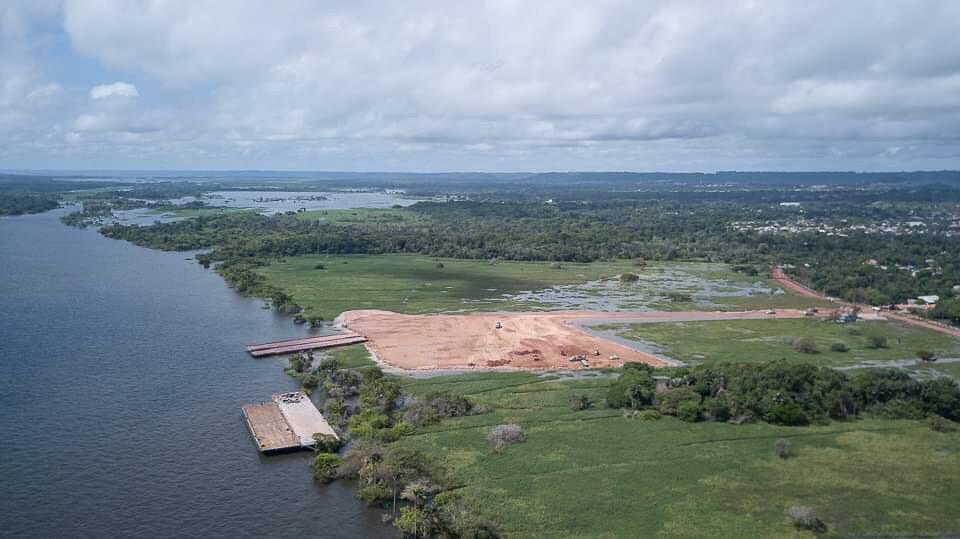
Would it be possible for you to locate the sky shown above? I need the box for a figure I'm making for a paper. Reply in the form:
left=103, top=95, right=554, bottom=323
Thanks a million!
left=2, top=1, right=960, bottom=172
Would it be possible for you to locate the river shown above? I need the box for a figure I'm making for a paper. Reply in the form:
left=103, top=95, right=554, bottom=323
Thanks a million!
left=0, top=208, right=393, bottom=537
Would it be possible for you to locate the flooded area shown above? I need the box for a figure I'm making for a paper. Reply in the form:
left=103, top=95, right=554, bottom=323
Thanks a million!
left=495, top=263, right=777, bottom=311
left=202, top=190, right=417, bottom=214
left=110, top=190, right=418, bottom=226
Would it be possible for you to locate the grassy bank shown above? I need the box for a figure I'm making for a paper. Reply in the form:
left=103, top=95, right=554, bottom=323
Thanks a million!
left=393, top=370, right=960, bottom=538
left=599, top=319, right=960, bottom=368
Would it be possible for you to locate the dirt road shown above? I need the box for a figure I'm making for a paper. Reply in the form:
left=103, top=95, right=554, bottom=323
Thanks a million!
left=338, top=309, right=815, bottom=371
left=772, top=266, right=960, bottom=338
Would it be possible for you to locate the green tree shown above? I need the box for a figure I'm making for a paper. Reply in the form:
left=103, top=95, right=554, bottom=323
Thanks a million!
left=312, top=453, right=342, bottom=483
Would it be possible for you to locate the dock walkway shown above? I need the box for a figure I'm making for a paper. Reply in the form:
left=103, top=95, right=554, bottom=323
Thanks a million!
left=246, top=332, right=367, bottom=357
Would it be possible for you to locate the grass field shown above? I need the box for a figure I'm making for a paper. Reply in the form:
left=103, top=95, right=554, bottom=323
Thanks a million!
left=326, top=343, right=378, bottom=370
left=295, top=207, right=430, bottom=225
left=392, top=370, right=960, bottom=538
left=599, top=319, right=960, bottom=368
left=257, top=255, right=638, bottom=320
left=148, top=206, right=253, bottom=218
left=256, top=255, right=824, bottom=321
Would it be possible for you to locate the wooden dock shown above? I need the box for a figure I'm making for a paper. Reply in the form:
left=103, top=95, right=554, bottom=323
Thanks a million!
left=242, top=392, right=339, bottom=453
left=242, top=402, right=298, bottom=452
left=245, top=332, right=367, bottom=357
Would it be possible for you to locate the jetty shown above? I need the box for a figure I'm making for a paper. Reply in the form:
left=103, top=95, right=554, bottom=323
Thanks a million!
left=242, top=392, right=339, bottom=453
left=245, top=332, right=367, bottom=357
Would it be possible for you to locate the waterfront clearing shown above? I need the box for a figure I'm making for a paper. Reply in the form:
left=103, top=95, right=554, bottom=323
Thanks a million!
left=256, top=256, right=815, bottom=322
left=339, top=309, right=818, bottom=371
left=393, top=371, right=960, bottom=538
left=596, top=318, right=960, bottom=369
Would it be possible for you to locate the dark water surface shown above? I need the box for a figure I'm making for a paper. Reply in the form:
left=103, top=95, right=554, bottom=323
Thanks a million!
left=0, top=209, right=392, bottom=538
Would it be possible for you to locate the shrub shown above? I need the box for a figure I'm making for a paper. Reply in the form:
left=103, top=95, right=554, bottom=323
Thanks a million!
left=637, top=409, right=661, bottom=421
left=619, top=272, right=640, bottom=283
left=312, top=453, right=342, bottom=483
left=774, top=438, right=791, bottom=459
left=666, top=291, right=693, bottom=303
left=785, top=505, right=826, bottom=533
left=569, top=394, right=592, bottom=411
left=874, top=398, right=926, bottom=420
left=928, top=415, right=956, bottom=433
left=916, top=350, right=937, bottom=362
left=402, top=392, right=479, bottom=426
left=487, top=424, right=527, bottom=452
left=766, top=401, right=808, bottom=426
left=782, top=336, right=795, bottom=346
left=435, top=262, right=444, bottom=268
left=704, top=399, right=730, bottom=422
left=392, top=421, right=415, bottom=437
left=324, top=399, right=345, bottom=426
left=865, top=335, right=887, bottom=349
left=847, top=327, right=863, bottom=336
left=607, top=366, right=656, bottom=409
left=793, top=337, right=818, bottom=354
left=657, top=388, right=701, bottom=416
left=374, top=427, right=400, bottom=443
left=924, top=378, right=960, bottom=420
left=357, top=485, right=392, bottom=505
left=311, top=433, right=343, bottom=453
left=314, top=263, right=326, bottom=270
left=830, top=342, right=849, bottom=353
left=677, top=401, right=702, bottom=422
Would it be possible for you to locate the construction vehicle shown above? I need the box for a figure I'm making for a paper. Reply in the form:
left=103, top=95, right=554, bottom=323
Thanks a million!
left=495, top=321, right=502, bottom=329
left=592, top=349, right=600, bottom=356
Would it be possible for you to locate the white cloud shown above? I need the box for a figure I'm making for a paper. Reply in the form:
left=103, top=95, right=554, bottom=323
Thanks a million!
left=89, top=82, right=138, bottom=99
left=2, top=1, right=959, bottom=169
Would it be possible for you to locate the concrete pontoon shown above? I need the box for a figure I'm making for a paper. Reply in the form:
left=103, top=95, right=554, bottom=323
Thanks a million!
left=242, top=392, right=338, bottom=453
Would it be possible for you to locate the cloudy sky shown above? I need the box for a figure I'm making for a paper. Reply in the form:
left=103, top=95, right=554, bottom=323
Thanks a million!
left=2, top=1, right=960, bottom=172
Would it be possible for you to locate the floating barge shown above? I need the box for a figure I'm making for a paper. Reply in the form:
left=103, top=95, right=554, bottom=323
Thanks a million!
left=245, top=332, right=367, bottom=357
left=242, top=392, right=339, bottom=453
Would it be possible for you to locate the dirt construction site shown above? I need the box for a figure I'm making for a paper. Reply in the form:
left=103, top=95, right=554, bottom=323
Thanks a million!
left=337, top=309, right=825, bottom=371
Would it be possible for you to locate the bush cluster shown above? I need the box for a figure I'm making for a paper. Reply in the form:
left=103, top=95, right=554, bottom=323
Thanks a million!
left=608, top=360, right=960, bottom=426
left=401, top=391, right=484, bottom=427
left=487, top=424, right=527, bottom=452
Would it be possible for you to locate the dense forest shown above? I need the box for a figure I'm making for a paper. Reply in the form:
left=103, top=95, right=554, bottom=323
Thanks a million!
left=95, top=184, right=960, bottom=320
left=0, top=175, right=125, bottom=216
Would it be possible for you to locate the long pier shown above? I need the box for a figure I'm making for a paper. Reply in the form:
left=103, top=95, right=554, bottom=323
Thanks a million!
left=246, top=332, right=367, bottom=357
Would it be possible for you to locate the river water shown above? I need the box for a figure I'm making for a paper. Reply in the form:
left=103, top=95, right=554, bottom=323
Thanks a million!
left=0, top=209, right=393, bottom=538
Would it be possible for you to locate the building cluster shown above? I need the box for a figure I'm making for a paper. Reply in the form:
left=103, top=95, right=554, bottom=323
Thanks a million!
left=731, top=215, right=960, bottom=237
